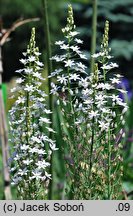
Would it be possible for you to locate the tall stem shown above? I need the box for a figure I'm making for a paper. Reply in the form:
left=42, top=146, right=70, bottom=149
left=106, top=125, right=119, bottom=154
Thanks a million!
left=42, top=0, right=53, bottom=199
left=90, top=0, right=98, bottom=73
left=0, top=46, right=12, bottom=199
left=107, top=129, right=111, bottom=199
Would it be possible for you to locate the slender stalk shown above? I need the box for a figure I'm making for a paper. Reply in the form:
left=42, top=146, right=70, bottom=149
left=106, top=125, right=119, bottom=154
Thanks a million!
left=90, top=0, right=98, bottom=73
left=42, top=0, right=53, bottom=199
left=0, top=46, right=12, bottom=199
left=107, top=129, right=111, bottom=199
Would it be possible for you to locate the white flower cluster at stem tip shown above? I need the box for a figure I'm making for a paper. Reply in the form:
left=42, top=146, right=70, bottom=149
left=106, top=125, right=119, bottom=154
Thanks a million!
left=8, top=28, right=57, bottom=194
left=50, top=7, right=128, bottom=136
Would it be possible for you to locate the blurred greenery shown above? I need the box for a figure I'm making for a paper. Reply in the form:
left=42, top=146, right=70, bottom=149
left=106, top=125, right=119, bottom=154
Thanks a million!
left=0, top=0, right=133, bottom=199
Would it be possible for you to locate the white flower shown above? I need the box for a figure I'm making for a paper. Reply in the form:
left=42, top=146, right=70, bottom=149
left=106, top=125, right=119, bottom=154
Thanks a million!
left=24, top=68, right=33, bottom=74
left=20, top=59, right=27, bottom=64
left=31, top=169, right=42, bottom=180
left=46, top=127, right=55, bottom=133
left=118, top=89, right=127, bottom=94
left=95, top=94, right=106, bottom=101
left=37, top=149, right=46, bottom=155
left=39, top=117, right=51, bottom=124
left=16, top=96, right=25, bottom=104
left=97, top=83, right=114, bottom=90
left=77, top=62, right=87, bottom=70
left=101, top=62, right=118, bottom=70
left=91, top=52, right=105, bottom=58
left=36, top=61, right=44, bottom=67
left=107, top=55, right=113, bottom=59
left=64, top=59, right=75, bottom=67
left=74, top=38, right=83, bottom=44
left=50, top=83, right=59, bottom=95
left=20, top=145, right=29, bottom=151
left=69, top=31, right=79, bottom=37
left=79, top=53, right=87, bottom=59
left=23, top=52, right=27, bottom=56
left=51, top=55, right=66, bottom=62
left=45, top=171, right=51, bottom=179
left=11, top=176, right=22, bottom=185
left=28, top=56, right=36, bottom=62
left=23, top=159, right=33, bottom=165
left=62, top=26, right=70, bottom=33
left=100, top=107, right=110, bottom=114
left=49, top=143, right=58, bottom=151
left=16, top=78, right=24, bottom=84
left=57, top=75, right=68, bottom=85
left=29, top=147, right=39, bottom=154
left=79, top=77, right=89, bottom=88
left=31, top=136, right=42, bottom=144
left=15, top=69, right=24, bottom=73
left=89, top=110, right=99, bottom=119
left=48, top=69, right=63, bottom=78
left=110, top=94, right=121, bottom=102
left=70, top=45, right=80, bottom=52
left=35, top=160, right=50, bottom=169
left=55, top=40, right=64, bottom=45
left=14, top=154, right=21, bottom=161
left=115, top=74, right=123, bottom=78
left=33, top=72, right=44, bottom=80
left=69, top=73, right=80, bottom=81
left=18, top=168, right=28, bottom=176
left=95, top=99, right=106, bottom=108
left=110, top=77, right=121, bottom=84
left=34, top=51, right=41, bottom=56
left=60, top=44, right=69, bottom=50
left=24, top=84, right=34, bottom=92
left=98, top=121, right=110, bottom=131
left=122, top=105, right=128, bottom=114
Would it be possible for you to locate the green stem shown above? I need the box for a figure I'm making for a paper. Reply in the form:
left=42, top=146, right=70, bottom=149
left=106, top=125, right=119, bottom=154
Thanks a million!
left=107, top=129, right=111, bottom=199
left=42, top=0, right=53, bottom=113
left=42, top=0, right=53, bottom=200
left=89, top=117, right=95, bottom=173
left=90, top=0, right=98, bottom=73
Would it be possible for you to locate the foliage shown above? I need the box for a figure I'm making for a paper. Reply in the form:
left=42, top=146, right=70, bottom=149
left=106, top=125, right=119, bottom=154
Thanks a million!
left=72, top=0, right=133, bottom=77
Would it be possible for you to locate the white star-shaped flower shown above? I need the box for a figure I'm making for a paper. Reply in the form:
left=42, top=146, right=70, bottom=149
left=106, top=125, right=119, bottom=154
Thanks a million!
left=89, top=110, right=99, bottom=119
left=16, top=78, right=24, bottom=84
left=74, top=38, right=83, bottom=44
left=24, top=84, right=34, bottom=92
left=64, top=59, right=75, bottom=67
left=23, top=159, right=33, bottom=165
left=39, top=117, right=51, bottom=124
left=60, top=44, right=69, bottom=50
left=20, top=59, right=27, bottom=64
left=70, top=45, right=80, bottom=52
left=16, top=96, right=25, bottom=104
left=57, top=75, right=68, bottom=85
left=69, top=31, right=79, bottom=37
left=55, top=40, right=64, bottom=45
left=110, top=77, right=121, bottom=84
left=31, top=136, right=42, bottom=144
left=69, top=73, right=80, bottom=81
left=28, top=56, right=36, bottom=62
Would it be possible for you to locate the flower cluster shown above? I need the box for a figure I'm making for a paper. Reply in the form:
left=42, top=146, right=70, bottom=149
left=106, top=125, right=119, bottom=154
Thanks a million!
left=50, top=4, right=128, bottom=199
left=50, top=4, right=87, bottom=103
left=76, top=21, right=128, bottom=199
left=8, top=28, right=57, bottom=199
